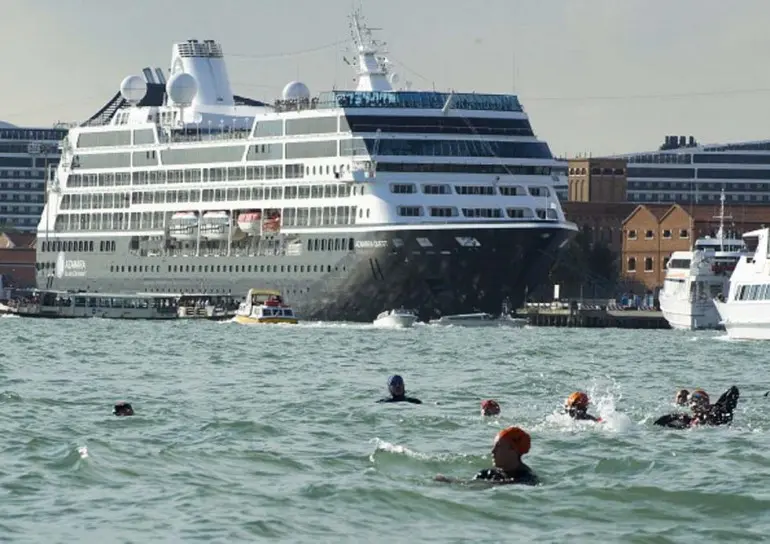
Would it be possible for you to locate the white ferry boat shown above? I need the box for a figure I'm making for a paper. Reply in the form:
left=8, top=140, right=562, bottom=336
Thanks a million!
left=714, top=228, right=770, bottom=340
left=658, top=193, right=746, bottom=330
left=6, top=289, right=178, bottom=319
left=35, top=10, right=577, bottom=322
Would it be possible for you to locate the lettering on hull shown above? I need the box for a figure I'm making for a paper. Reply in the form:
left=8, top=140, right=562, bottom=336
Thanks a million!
left=355, top=240, right=388, bottom=249
left=55, top=253, right=87, bottom=278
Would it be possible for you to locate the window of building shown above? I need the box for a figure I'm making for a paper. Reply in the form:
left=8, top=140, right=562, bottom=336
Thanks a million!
left=644, top=257, right=654, bottom=272
left=679, top=229, right=689, bottom=239
left=628, top=257, right=636, bottom=272
left=628, top=229, right=637, bottom=240
left=662, top=257, right=670, bottom=270
left=663, top=229, right=672, bottom=239
left=645, top=229, right=654, bottom=240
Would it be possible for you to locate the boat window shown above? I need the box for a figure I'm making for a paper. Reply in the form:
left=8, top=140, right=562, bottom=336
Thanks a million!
left=668, top=259, right=690, bottom=269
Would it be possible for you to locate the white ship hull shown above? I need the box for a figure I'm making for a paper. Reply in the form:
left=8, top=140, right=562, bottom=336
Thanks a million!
left=659, top=294, right=723, bottom=330
left=715, top=299, right=770, bottom=340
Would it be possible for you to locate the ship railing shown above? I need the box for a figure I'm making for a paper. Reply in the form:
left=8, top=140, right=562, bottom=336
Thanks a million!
left=157, top=128, right=251, bottom=145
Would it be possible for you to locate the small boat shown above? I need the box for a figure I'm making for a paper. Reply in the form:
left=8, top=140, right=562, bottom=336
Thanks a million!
left=428, top=312, right=527, bottom=328
left=233, top=289, right=299, bottom=325
left=373, top=308, right=417, bottom=328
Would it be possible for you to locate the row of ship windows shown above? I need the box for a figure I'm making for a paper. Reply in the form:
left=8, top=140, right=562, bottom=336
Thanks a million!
left=627, top=229, right=689, bottom=240
left=0, top=205, right=42, bottom=215
left=390, top=183, right=550, bottom=197
left=396, top=206, right=557, bottom=220
left=40, top=240, right=116, bottom=253
left=627, top=181, right=770, bottom=191
left=70, top=138, right=553, bottom=169
left=76, top=117, right=536, bottom=148
left=568, top=167, right=626, bottom=175
left=64, top=162, right=558, bottom=190
left=0, top=193, right=44, bottom=203
left=53, top=206, right=364, bottom=232
left=628, top=192, right=770, bottom=203
left=628, top=167, right=770, bottom=180
left=0, top=181, right=45, bottom=190
left=37, top=261, right=347, bottom=276
left=734, top=284, right=770, bottom=301
left=59, top=183, right=361, bottom=211
left=0, top=170, right=47, bottom=181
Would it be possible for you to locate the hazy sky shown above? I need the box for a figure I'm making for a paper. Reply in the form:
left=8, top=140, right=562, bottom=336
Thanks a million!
left=3, top=0, right=770, bottom=157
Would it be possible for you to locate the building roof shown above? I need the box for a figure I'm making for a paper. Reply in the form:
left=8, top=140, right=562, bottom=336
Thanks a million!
left=622, top=204, right=672, bottom=225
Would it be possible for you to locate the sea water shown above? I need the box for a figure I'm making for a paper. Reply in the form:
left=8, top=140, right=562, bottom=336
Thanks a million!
left=1, top=317, right=769, bottom=542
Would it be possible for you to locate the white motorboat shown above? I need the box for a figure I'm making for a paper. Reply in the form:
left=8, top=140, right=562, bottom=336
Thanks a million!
left=428, top=312, right=527, bottom=327
left=659, top=192, right=747, bottom=330
left=373, top=308, right=417, bottom=328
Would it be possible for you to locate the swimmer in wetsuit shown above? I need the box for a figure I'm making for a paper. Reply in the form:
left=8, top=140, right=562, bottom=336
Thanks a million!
left=113, top=401, right=134, bottom=416
left=654, top=386, right=740, bottom=428
left=434, top=426, right=539, bottom=486
left=377, top=375, right=422, bottom=404
left=564, top=391, right=601, bottom=422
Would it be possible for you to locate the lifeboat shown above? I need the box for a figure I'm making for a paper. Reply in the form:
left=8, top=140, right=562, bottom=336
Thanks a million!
left=200, top=211, right=231, bottom=241
left=237, top=211, right=262, bottom=236
left=168, top=211, right=198, bottom=241
left=262, top=211, right=282, bottom=234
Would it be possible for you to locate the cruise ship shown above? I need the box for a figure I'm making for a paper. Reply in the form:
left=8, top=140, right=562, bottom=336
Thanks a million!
left=35, top=11, right=577, bottom=322
left=618, top=136, right=770, bottom=206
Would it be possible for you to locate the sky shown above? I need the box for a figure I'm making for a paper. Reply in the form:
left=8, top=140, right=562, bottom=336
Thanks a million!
left=3, top=0, right=770, bottom=157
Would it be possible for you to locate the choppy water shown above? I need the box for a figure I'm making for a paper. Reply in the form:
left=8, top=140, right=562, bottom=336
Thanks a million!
left=2, top=317, right=770, bottom=542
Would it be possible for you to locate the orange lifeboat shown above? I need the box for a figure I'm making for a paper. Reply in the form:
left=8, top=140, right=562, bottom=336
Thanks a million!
left=237, top=211, right=262, bottom=235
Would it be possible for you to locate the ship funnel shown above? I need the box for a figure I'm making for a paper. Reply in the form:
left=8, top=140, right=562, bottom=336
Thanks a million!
left=169, top=39, right=234, bottom=107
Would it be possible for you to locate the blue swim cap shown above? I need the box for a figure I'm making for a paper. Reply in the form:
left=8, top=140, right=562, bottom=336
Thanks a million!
left=388, top=375, right=404, bottom=387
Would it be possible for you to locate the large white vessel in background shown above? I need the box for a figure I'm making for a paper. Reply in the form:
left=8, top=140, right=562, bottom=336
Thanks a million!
left=714, top=228, right=770, bottom=340
left=659, top=193, right=746, bottom=330
left=35, top=10, right=577, bottom=322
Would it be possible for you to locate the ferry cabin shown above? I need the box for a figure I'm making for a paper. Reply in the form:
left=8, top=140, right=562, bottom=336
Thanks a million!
left=8, top=289, right=178, bottom=319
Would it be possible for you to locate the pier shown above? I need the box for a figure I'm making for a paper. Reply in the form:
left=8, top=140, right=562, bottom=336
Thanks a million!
left=521, top=301, right=670, bottom=329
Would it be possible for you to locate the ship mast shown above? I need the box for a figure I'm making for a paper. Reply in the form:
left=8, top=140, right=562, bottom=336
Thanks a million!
left=713, top=188, right=732, bottom=251
left=349, top=9, right=393, bottom=92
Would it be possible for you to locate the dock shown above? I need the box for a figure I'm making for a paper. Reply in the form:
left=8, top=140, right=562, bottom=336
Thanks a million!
left=520, top=301, right=670, bottom=329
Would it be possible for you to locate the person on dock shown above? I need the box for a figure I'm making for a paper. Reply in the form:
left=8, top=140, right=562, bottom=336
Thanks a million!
left=434, top=426, right=539, bottom=486
left=654, top=386, right=739, bottom=428
left=113, top=401, right=134, bottom=416
left=377, top=375, right=422, bottom=404
left=481, top=399, right=501, bottom=416
left=564, top=391, right=601, bottom=422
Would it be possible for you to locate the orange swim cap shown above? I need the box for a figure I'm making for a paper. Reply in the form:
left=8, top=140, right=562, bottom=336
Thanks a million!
left=495, top=426, right=531, bottom=455
left=566, top=391, right=589, bottom=410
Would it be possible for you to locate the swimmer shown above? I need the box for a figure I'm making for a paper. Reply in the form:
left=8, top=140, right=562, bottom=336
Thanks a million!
left=113, top=401, right=134, bottom=416
left=377, top=375, right=422, bottom=404
left=435, top=426, right=539, bottom=486
left=675, top=389, right=690, bottom=406
left=654, top=386, right=739, bottom=428
left=564, top=391, right=601, bottom=422
left=481, top=399, right=501, bottom=416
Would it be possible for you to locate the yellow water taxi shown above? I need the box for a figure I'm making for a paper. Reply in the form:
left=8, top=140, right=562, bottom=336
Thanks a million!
left=233, top=289, right=299, bottom=325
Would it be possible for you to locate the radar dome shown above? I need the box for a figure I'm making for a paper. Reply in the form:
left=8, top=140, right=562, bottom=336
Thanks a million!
left=282, top=81, right=310, bottom=101
left=166, top=72, right=198, bottom=106
left=120, top=75, right=147, bottom=104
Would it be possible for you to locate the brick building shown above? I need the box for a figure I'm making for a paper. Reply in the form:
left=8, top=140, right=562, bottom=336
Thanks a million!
left=0, top=231, right=36, bottom=290
left=567, top=157, right=627, bottom=203
left=561, top=201, right=636, bottom=254
left=621, top=204, right=770, bottom=292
